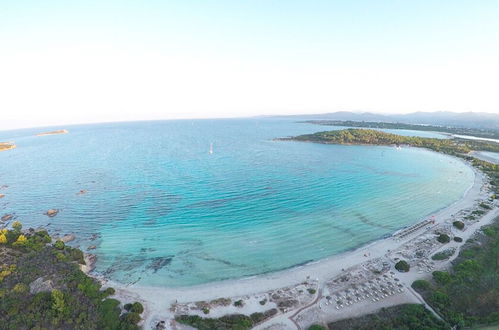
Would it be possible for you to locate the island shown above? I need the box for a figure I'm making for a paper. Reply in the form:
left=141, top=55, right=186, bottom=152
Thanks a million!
left=36, top=129, right=69, bottom=136
left=0, top=142, right=16, bottom=152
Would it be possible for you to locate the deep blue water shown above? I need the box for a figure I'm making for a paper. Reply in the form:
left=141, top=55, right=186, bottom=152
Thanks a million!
left=0, top=119, right=473, bottom=287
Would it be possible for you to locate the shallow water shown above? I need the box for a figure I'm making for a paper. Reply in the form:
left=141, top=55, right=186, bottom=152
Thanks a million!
left=0, top=119, right=473, bottom=287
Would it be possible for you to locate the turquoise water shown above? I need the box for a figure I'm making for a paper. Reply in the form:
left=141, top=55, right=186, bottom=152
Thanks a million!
left=0, top=119, right=473, bottom=287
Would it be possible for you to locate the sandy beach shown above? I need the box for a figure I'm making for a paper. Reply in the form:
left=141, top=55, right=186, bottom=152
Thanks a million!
left=91, top=157, right=498, bottom=329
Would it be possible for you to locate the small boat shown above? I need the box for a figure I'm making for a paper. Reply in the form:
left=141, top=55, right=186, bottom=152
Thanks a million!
left=209, top=143, right=213, bottom=154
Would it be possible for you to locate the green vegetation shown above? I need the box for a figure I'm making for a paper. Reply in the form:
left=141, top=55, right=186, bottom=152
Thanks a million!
left=0, top=223, right=143, bottom=329
left=453, top=221, right=465, bottom=230
left=234, top=299, right=244, bottom=307
left=437, top=234, right=451, bottom=243
left=413, top=220, right=499, bottom=328
left=454, top=236, right=463, bottom=242
left=432, top=249, right=456, bottom=261
left=307, top=288, right=316, bottom=294
left=412, top=280, right=431, bottom=291
left=395, top=260, right=410, bottom=272
left=327, top=304, right=448, bottom=329
left=308, top=325, right=327, bottom=330
left=303, top=120, right=499, bottom=140
left=286, top=128, right=499, bottom=154
left=176, top=309, right=278, bottom=330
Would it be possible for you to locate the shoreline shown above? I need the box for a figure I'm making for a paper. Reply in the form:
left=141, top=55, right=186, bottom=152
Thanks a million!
left=91, top=156, right=496, bottom=329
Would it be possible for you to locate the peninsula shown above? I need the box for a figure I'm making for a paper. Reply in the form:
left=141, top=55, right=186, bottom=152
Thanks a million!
left=0, top=142, right=16, bottom=152
left=302, top=120, right=499, bottom=140
left=36, top=129, right=69, bottom=136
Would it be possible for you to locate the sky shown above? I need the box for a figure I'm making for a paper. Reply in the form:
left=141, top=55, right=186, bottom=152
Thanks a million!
left=1, top=0, right=498, bottom=130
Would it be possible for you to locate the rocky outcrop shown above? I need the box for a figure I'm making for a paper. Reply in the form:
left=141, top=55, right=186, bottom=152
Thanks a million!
left=60, top=234, right=76, bottom=243
left=0, top=194, right=4, bottom=199
left=1, top=214, right=13, bottom=222
left=88, top=245, right=97, bottom=250
left=80, top=254, right=97, bottom=274
left=29, top=277, right=54, bottom=294
left=45, top=209, right=59, bottom=217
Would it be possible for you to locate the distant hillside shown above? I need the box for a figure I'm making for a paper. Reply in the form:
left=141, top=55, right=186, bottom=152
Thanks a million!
left=267, top=111, right=499, bottom=129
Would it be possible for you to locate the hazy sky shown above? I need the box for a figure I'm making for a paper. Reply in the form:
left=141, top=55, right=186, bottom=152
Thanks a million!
left=1, top=1, right=498, bottom=129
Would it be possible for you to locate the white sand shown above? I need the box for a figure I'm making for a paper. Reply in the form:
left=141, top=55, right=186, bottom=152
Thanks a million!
left=100, top=161, right=497, bottom=329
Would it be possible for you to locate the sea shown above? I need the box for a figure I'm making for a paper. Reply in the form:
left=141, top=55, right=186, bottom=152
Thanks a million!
left=0, top=118, right=474, bottom=287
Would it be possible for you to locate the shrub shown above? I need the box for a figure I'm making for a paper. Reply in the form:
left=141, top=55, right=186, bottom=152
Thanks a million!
left=308, top=325, right=327, bottom=330
left=103, top=287, right=115, bottom=296
left=454, top=236, right=463, bottom=242
left=479, top=202, right=491, bottom=209
left=0, top=234, right=6, bottom=244
left=483, top=227, right=495, bottom=237
left=431, top=249, right=455, bottom=261
left=203, top=307, right=210, bottom=314
left=130, top=302, right=144, bottom=314
left=412, top=280, right=431, bottom=291
left=452, top=221, right=465, bottom=230
left=12, top=221, right=22, bottom=232
left=307, top=288, right=316, bottom=294
left=234, top=299, right=244, bottom=307
left=259, top=299, right=267, bottom=305
left=12, top=283, right=29, bottom=294
left=432, top=271, right=452, bottom=285
left=121, top=312, right=141, bottom=324
left=437, top=234, right=450, bottom=243
left=395, top=260, right=410, bottom=272
left=54, top=240, right=65, bottom=250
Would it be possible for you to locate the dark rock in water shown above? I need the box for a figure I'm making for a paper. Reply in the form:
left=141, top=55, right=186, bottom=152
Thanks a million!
left=148, top=256, right=173, bottom=273
left=89, top=233, right=101, bottom=241
left=144, top=219, right=157, bottom=226
left=45, top=209, right=59, bottom=217
left=87, top=245, right=97, bottom=250
left=1, top=214, right=13, bottom=222
left=76, top=189, right=88, bottom=195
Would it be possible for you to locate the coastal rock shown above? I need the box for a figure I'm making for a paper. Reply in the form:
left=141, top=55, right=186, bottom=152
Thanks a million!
left=1, top=214, right=13, bottom=222
left=77, top=189, right=88, bottom=195
left=45, top=209, right=59, bottom=217
left=0, top=194, right=4, bottom=199
left=88, top=245, right=97, bottom=250
left=60, top=234, right=76, bottom=243
left=29, top=277, right=54, bottom=294
left=80, top=254, right=97, bottom=274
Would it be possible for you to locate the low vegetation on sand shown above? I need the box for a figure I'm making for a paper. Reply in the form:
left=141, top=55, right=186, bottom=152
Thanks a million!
left=327, top=304, right=448, bottom=329
left=176, top=309, right=278, bottom=330
left=0, top=221, right=143, bottom=329
left=412, top=220, right=499, bottom=328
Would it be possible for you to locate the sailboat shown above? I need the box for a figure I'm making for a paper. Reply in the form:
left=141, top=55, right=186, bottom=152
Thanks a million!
left=209, top=143, right=213, bottom=154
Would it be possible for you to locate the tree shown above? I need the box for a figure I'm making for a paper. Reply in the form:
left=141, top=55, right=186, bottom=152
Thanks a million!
left=395, top=260, right=410, bottom=272
left=51, top=289, right=66, bottom=317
